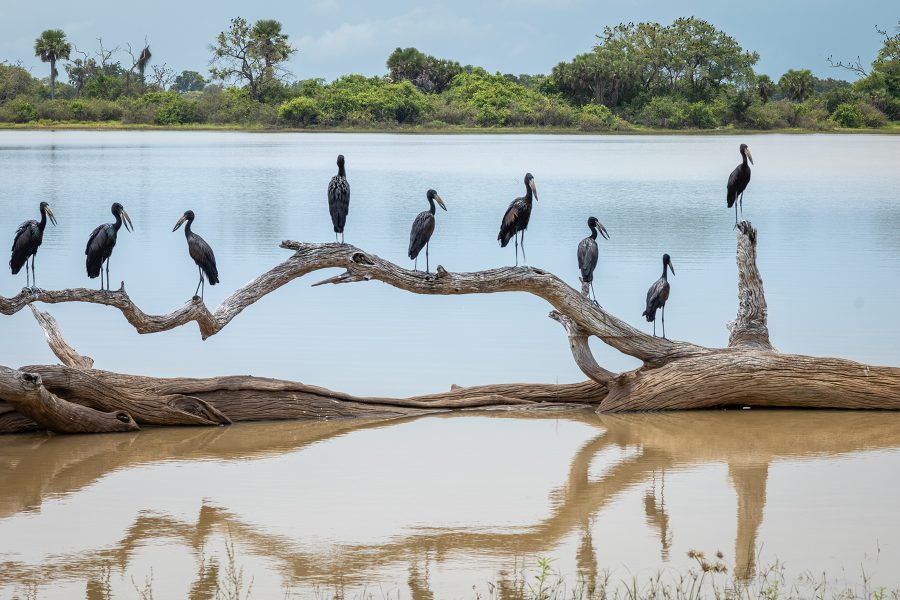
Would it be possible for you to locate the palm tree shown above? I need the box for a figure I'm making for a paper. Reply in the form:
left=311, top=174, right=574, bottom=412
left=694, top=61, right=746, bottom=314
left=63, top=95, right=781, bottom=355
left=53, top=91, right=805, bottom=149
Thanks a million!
left=34, top=29, right=72, bottom=99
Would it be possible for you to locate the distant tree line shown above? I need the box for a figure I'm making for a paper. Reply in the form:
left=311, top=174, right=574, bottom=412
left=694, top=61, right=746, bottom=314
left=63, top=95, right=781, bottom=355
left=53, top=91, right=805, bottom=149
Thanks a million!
left=1, top=17, right=897, bottom=130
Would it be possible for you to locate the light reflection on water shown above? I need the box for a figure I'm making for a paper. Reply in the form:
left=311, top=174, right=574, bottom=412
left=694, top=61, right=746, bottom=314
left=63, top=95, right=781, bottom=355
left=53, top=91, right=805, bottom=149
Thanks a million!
left=1, top=410, right=899, bottom=597
left=0, top=132, right=898, bottom=396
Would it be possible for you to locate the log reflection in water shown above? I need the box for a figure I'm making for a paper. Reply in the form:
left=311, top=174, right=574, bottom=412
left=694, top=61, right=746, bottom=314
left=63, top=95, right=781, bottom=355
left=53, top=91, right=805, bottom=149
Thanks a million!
left=2, top=410, right=900, bottom=594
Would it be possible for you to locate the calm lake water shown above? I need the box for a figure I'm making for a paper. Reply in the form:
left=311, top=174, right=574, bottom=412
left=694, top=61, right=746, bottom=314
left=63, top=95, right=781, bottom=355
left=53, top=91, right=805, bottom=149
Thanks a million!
left=1, top=132, right=899, bottom=597
left=1, top=411, right=900, bottom=598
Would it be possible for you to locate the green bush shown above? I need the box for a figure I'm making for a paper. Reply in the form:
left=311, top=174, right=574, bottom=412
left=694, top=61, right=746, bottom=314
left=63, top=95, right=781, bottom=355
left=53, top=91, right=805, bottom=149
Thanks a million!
left=278, top=96, right=320, bottom=126
left=831, top=102, right=864, bottom=128
left=124, top=92, right=201, bottom=125
left=579, top=103, right=617, bottom=131
left=687, top=102, right=718, bottom=128
left=196, top=87, right=277, bottom=125
left=316, top=76, right=428, bottom=125
left=0, top=98, right=37, bottom=122
left=822, top=87, right=859, bottom=113
left=446, top=68, right=569, bottom=127
left=638, top=96, right=688, bottom=128
left=33, top=98, right=123, bottom=121
left=743, top=102, right=786, bottom=129
left=857, top=102, right=888, bottom=127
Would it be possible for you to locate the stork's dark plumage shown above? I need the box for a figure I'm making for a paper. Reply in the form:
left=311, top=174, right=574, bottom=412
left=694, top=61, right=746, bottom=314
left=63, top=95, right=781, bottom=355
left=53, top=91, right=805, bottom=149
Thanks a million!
left=498, top=173, right=538, bottom=265
left=173, top=210, right=219, bottom=300
left=85, top=202, right=133, bottom=291
left=577, top=216, right=609, bottom=303
left=407, top=189, right=446, bottom=273
left=10, top=201, right=57, bottom=289
left=726, top=144, right=753, bottom=227
left=642, top=253, right=674, bottom=338
left=327, top=154, right=350, bottom=243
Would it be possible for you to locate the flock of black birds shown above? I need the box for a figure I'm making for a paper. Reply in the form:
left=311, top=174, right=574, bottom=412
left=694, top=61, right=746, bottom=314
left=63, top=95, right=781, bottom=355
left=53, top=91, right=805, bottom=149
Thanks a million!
left=7, top=144, right=753, bottom=338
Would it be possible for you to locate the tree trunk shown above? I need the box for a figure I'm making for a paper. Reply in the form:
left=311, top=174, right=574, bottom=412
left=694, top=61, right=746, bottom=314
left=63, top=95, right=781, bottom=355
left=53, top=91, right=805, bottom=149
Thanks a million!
left=49, top=57, right=56, bottom=100
left=1, top=220, right=898, bottom=434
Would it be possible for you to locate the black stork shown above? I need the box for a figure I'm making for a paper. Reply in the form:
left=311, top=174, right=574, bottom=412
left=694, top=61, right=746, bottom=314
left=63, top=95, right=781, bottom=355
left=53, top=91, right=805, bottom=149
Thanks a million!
left=642, top=253, right=674, bottom=338
left=9, top=201, right=57, bottom=289
left=173, top=210, right=219, bottom=301
left=577, top=216, right=609, bottom=303
left=85, top=202, right=133, bottom=291
left=328, top=154, right=350, bottom=243
left=498, top=173, right=538, bottom=265
left=726, top=143, right=754, bottom=227
left=408, top=189, right=447, bottom=273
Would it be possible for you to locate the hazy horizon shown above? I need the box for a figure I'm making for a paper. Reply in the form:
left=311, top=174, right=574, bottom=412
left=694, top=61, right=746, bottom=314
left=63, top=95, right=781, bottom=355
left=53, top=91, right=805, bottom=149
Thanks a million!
left=2, top=1, right=896, bottom=86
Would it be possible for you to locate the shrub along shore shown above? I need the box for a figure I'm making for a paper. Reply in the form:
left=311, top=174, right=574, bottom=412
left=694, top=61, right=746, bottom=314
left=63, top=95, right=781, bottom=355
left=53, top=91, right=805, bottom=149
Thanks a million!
left=2, top=17, right=897, bottom=133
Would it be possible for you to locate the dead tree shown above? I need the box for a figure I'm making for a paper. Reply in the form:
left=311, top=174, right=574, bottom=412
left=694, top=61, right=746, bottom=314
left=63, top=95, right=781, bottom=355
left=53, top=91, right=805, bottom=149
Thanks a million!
left=1, top=221, right=898, bottom=434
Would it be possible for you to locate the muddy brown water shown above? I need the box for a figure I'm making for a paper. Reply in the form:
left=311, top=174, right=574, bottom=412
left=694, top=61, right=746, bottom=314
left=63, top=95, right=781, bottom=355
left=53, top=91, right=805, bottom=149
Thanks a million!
left=1, top=409, right=899, bottom=598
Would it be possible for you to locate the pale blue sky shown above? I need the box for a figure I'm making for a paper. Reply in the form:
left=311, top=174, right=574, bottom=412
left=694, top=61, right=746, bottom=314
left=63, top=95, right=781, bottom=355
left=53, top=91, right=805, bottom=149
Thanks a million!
left=1, top=1, right=896, bottom=83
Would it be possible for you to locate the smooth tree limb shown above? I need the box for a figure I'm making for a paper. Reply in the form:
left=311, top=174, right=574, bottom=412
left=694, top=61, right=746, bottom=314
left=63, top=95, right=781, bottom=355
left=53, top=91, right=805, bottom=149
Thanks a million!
left=2, top=220, right=900, bottom=434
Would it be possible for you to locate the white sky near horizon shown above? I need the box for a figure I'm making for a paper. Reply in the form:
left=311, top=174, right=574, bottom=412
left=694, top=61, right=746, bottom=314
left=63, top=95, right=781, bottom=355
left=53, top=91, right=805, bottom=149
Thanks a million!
left=0, top=1, right=897, bottom=84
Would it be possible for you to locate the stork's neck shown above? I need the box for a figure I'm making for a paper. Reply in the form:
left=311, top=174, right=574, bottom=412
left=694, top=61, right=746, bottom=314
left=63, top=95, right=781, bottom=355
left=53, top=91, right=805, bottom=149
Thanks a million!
left=427, top=197, right=436, bottom=215
left=184, top=218, right=193, bottom=238
left=337, top=162, right=346, bottom=177
left=661, top=261, right=668, bottom=280
left=524, top=184, right=533, bottom=203
left=741, top=150, right=748, bottom=167
left=589, top=224, right=598, bottom=240
left=113, top=212, right=123, bottom=232
left=38, top=207, right=47, bottom=232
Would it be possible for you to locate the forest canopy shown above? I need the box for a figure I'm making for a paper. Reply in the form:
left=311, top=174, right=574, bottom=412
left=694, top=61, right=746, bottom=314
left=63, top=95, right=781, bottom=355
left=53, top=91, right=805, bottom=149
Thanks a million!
left=1, top=17, right=898, bottom=131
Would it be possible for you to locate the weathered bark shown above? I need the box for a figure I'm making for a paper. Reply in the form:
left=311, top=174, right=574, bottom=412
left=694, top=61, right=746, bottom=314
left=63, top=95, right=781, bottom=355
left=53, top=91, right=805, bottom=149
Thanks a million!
left=1, top=220, right=899, bottom=433
left=0, top=366, right=138, bottom=433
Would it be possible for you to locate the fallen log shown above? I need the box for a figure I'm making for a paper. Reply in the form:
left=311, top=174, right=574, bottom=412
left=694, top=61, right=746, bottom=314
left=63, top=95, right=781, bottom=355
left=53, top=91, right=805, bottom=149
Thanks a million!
left=1, top=220, right=898, bottom=434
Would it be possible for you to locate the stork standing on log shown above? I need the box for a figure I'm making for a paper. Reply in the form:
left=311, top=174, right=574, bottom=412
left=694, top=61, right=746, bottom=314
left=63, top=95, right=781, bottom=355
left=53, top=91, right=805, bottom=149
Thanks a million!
left=577, top=216, right=609, bottom=304
left=327, top=154, right=350, bottom=243
left=643, top=253, right=674, bottom=338
left=9, top=202, right=57, bottom=290
left=498, top=173, right=538, bottom=266
left=173, top=210, right=219, bottom=301
left=408, top=189, right=447, bottom=273
left=85, top=202, right=133, bottom=291
left=727, top=144, right=753, bottom=228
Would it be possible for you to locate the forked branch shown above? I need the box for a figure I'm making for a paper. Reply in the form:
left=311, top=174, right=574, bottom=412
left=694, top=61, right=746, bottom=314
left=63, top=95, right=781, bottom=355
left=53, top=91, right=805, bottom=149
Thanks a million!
left=1, top=241, right=707, bottom=364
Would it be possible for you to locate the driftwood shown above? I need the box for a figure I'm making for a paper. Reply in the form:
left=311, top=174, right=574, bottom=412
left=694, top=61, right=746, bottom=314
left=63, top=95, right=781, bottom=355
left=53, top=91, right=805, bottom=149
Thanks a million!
left=1, top=220, right=899, bottom=434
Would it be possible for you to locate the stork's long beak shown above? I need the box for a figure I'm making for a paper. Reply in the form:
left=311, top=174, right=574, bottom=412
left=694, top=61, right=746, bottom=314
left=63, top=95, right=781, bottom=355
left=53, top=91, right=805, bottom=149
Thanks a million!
left=746, top=148, right=754, bottom=165
left=435, top=193, right=447, bottom=211
left=597, top=222, right=610, bottom=240
left=122, top=209, right=134, bottom=232
left=172, top=214, right=187, bottom=232
left=46, top=206, right=57, bottom=226
left=530, top=178, right=538, bottom=201
left=668, top=260, right=675, bottom=275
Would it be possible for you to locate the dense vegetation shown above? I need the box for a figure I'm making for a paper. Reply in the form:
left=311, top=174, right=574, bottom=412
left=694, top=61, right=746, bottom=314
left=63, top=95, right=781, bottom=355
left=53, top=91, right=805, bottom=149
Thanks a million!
left=1, top=17, right=898, bottom=131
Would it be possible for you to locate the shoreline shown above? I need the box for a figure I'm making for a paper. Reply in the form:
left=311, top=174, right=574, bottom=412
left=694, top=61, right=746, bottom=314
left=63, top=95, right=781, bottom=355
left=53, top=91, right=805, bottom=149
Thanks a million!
left=1, top=121, right=898, bottom=135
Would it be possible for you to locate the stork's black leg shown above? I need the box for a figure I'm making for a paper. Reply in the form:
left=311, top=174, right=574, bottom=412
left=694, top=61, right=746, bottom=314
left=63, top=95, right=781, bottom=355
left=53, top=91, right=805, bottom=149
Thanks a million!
left=662, top=306, right=666, bottom=340
left=195, top=266, right=203, bottom=299
left=106, top=259, right=110, bottom=292
left=653, top=319, right=656, bottom=337
left=521, top=230, right=527, bottom=265
left=414, top=257, right=418, bottom=272
left=590, top=282, right=598, bottom=305
left=341, top=231, right=345, bottom=244
left=425, top=243, right=430, bottom=274
left=335, top=231, right=338, bottom=243
left=31, top=255, right=37, bottom=290
left=25, top=258, right=30, bottom=290
left=740, top=192, right=744, bottom=217
left=514, top=234, right=519, bottom=266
